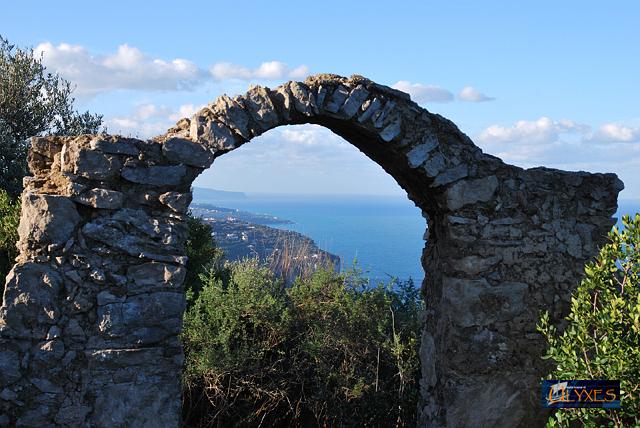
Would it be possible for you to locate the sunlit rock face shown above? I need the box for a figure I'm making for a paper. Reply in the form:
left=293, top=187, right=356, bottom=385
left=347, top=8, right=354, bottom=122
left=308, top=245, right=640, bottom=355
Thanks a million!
left=0, top=74, right=622, bottom=427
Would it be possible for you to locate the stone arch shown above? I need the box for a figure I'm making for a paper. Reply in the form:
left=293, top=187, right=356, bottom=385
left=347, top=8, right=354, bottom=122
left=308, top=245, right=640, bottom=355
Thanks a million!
left=0, top=74, right=622, bottom=427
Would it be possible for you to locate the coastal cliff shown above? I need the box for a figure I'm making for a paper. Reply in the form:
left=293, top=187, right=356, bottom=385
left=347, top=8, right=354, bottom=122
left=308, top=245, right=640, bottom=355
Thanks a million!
left=191, top=204, right=340, bottom=282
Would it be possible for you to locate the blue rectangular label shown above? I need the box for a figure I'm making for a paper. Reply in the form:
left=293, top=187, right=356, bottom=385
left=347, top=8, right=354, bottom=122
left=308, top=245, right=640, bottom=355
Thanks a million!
left=541, top=380, right=620, bottom=408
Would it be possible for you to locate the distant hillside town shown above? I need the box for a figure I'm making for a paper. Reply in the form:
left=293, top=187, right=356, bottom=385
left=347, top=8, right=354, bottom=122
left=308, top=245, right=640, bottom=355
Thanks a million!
left=191, top=204, right=340, bottom=282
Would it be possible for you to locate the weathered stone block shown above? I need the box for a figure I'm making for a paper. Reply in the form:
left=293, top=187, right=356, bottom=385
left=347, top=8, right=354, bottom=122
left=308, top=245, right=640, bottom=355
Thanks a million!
left=422, top=152, right=446, bottom=177
left=431, top=164, right=469, bottom=187
left=159, top=191, right=191, bottom=213
left=121, top=164, right=188, bottom=186
left=96, top=291, right=125, bottom=306
left=406, top=139, right=438, bottom=168
left=54, top=397, right=92, bottom=426
left=82, top=221, right=146, bottom=256
left=65, top=319, right=85, bottom=338
left=162, top=137, right=214, bottom=168
left=380, top=118, right=402, bottom=142
left=0, top=387, right=18, bottom=401
left=0, top=350, right=21, bottom=384
left=358, top=97, right=382, bottom=123
left=442, top=375, right=529, bottom=428
left=96, top=292, right=185, bottom=343
left=1, top=263, right=62, bottom=339
left=243, top=85, right=279, bottom=129
left=81, top=209, right=181, bottom=259
left=90, top=138, right=139, bottom=156
left=442, top=277, right=528, bottom=327
left=31, top=136, right=64, bottom=160
left=202, top=120, right=237, bottom=150
left=212, top=95, right=252, bottom=139
left=289, top=81, right=315, bottom=116
left=189, top=115, right=206, bottom=141
left=446, top=175, right=499, bottom=210
left=272, top=85, right=294, bottom=121
left=127, top=262, right=186, bottom=290
left=373, top=100, right=396, bottom=128
left=18, top=193, right=81, bottom=250
left=315, top=85, right=329, bottom=109
left=70, top=149, right=123, bottom=180
left=324, top=85, right=349, bottom=113
left=35, top=339, right=65, bottom=362
left=73, top=188, right=124, bottom=209
left=454, top=255, right=502, bottom=275
left=419, top=331, right=437, bottom=388
left=341, top=85, right=370, bottom=118
left=87, top=375, right=181, bottom=428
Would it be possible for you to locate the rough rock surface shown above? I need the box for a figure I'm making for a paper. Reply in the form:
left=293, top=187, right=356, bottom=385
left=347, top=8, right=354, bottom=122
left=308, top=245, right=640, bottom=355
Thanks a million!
left=0, top=74, right=622, bottom=427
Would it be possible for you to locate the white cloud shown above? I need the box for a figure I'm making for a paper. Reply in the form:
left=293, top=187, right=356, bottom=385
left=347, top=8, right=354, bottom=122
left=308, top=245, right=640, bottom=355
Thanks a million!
left=475, top=117, right=592, bottom=164
left=133, top=104, right=171, bottom=120
left=210, top=61, right=309, bottom=81
left=477, top=117, right=587, bottom=145
left=195, top=124, right=406, bottom=195
left=210, top=125, right=358, bottom=171
left=280, top=125, right=349, bottom=149
left=474, top=116, right=640, bottom=194
left=34, top=42, right=310, bottom=97
left=391, top=81, right=454, bottom=103
left=458, top=86, right=495, bottom=102
left=169, top=104, right=203, bottom=122
left=589, top=123, right=640, bottom=143
left=209, top=62, right=252, bottom=80
left=288, top=65, right=311, bottom=79
left=35, top=42, right=207, bottom=97
left=105, top=103, right=203, bottom=138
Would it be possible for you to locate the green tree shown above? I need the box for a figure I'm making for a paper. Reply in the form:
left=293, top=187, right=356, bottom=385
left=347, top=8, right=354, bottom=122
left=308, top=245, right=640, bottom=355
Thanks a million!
left=0, top=35, right=103, bottom=197
left=538, top=214, right=640, bottom=427
left=184, top=213, right=224, bottom=299
left=182, top=260, right=422, bottom=427
left=0, top=189, right=20, bottom=286
left=0, top=35, right=103, bottom=287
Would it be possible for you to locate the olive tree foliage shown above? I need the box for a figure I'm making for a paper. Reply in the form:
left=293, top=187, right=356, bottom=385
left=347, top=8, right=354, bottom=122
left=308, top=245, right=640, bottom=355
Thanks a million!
left=0, top=189, right=20, bottom=289
left=0, top=35, right=103, bottom=197
left=538, top=214, right=640, bottom=427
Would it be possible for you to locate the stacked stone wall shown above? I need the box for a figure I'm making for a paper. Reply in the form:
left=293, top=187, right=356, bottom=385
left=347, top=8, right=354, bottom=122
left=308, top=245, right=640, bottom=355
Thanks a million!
left=0, top=74, right=622, bottom=427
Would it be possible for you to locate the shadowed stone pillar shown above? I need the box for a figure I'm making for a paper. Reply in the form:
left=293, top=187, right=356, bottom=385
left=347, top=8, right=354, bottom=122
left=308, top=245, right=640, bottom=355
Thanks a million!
left=0, top=74, right=622, bottom=427
left=0, top=135, right=195, bottom=427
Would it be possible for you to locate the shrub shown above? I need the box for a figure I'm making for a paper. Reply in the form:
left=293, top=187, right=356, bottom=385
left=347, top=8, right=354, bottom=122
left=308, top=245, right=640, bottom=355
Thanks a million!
left=182, top=261, right=422, bottom=427
left=0, top=189, right=20, bottom=289
left=538, top=214, right=640, bottom=427
left=184, top=213, right=224, bottom=298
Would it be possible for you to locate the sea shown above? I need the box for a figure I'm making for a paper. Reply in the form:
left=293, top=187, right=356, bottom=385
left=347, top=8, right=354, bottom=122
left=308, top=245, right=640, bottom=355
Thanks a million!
left=193, top=192, right=426, bottom=285
left=193, top=189, right=640, bottom=287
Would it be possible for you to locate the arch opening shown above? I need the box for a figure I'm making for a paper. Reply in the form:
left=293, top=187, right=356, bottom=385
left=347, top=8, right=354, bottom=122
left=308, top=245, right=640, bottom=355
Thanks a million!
left=0, top=73, right=623, bottom=427
left=192, top=122, right=427, bottom=285
left=183, top=123, right=428, bottom=426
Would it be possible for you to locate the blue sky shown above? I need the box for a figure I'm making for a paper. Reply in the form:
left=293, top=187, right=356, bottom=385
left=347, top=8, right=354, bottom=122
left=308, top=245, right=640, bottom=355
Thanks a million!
left=2, top=1, right=639, bottom=198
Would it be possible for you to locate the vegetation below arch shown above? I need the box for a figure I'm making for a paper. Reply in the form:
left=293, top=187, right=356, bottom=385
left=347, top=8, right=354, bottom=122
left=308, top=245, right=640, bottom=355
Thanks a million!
left=181, top=256, right=423, bottom=427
